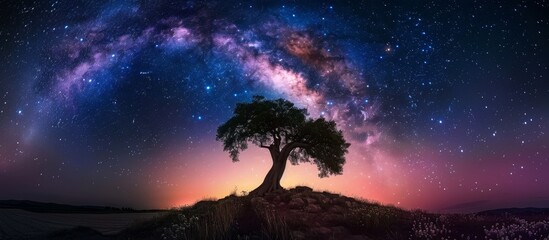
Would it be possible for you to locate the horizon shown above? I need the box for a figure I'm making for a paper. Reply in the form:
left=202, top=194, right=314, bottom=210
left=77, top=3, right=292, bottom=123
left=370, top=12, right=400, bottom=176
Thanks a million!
left=0, top=0, right=547, bottom=212
left=2, top=186, right=549, bottom=214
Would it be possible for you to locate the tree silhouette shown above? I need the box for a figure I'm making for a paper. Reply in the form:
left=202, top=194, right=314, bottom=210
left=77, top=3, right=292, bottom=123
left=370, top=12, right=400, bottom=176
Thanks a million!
left=216, top=96, right=350, bottom=195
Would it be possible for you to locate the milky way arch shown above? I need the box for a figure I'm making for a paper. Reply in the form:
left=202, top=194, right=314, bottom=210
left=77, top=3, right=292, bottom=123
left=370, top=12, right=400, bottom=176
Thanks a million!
left=39, top=1, right=382, bottom=148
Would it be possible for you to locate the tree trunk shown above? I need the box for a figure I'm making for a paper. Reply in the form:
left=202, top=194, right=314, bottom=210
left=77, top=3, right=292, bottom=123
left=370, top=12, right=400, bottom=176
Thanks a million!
left=250, top=155, right=287, bottom=196
left=250, top=142, right=304, bottom=196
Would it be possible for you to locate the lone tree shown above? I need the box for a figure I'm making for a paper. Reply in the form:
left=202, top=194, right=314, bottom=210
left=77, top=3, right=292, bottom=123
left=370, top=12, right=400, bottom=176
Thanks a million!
left=216, top=96, right=350, bottom=195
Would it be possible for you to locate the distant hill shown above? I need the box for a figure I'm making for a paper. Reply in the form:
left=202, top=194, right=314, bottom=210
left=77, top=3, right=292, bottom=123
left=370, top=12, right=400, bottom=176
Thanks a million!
left=0, top=200, right=161, bottom=213
left=478, top=207, right=549, bottom=216
left=440, top=199, right=549, bottom=214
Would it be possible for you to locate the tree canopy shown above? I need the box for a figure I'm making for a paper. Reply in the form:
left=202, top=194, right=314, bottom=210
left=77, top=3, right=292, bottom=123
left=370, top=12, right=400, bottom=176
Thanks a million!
left=216, top=96, right=350, bottom=178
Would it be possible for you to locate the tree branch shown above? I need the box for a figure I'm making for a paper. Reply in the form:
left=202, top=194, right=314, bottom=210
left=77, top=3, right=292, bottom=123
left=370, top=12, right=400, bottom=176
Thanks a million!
left=260, top=145, right=270, bottom=149
left=275, top=131, right=282, bottom=140
left=280, top=142, right=309, bottom=156
left=270, top=130, right=281, bottom=151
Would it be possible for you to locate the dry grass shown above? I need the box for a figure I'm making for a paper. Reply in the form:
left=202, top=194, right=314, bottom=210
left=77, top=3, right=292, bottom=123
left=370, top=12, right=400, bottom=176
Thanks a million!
left=253, top=207, right=291, bottom=240
left=152, top=194, right=295, bottom=240
left=160, top=196, right=244, bottom=240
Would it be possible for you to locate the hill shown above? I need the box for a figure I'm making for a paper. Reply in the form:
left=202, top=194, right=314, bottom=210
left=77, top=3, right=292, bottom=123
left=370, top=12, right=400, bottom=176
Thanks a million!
left=478, top=207, right=549, bottom=217
left=119, top=186, right=549, bottom=240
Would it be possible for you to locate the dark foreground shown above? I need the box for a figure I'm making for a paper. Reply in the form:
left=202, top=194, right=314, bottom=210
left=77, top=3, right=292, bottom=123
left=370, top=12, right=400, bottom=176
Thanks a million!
left=0, top=208, right=166, bottom=240
left=2, top=187, right=549, bottom=239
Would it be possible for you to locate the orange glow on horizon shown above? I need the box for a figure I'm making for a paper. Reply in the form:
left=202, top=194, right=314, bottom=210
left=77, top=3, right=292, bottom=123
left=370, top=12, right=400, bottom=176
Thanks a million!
left=145, top=140, right=424, bottom=210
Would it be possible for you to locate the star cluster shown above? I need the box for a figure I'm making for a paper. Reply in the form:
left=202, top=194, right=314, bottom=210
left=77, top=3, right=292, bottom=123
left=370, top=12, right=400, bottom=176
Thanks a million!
left=0, top=0, right=547, bottom=211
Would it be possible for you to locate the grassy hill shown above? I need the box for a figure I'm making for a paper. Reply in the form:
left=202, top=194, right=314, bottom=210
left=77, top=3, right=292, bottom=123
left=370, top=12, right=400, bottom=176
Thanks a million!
left=118, top=186, right=549, bottom=240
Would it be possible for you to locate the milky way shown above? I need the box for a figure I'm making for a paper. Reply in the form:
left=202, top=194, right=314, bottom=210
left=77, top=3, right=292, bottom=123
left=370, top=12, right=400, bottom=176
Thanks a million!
left=1, top=1, right=547, bottom=211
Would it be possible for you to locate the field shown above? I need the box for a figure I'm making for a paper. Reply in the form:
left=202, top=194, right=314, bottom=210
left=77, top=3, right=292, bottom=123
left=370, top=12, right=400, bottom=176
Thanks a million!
left=0, top=209, right=165, bottom=239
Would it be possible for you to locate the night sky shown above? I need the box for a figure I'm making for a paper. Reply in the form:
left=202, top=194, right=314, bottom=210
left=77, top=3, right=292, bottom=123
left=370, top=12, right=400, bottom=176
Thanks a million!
left=0, top=0, right=547, bottom=211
